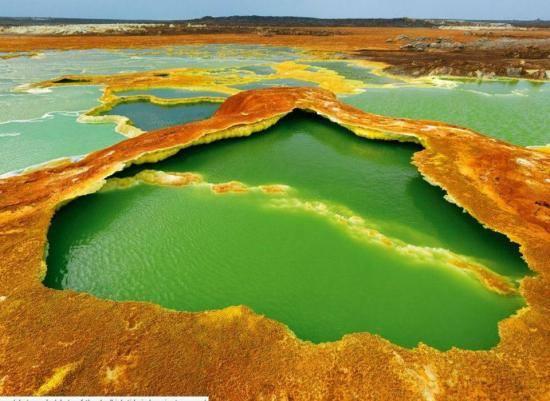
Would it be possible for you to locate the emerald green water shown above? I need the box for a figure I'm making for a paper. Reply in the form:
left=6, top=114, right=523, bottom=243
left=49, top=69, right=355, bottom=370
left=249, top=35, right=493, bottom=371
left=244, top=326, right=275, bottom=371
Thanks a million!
left=119, top=113, right=529, bottom=279
left=46, top=113, right=527, bottom=350
left=104, top=101, right=220, bottom=131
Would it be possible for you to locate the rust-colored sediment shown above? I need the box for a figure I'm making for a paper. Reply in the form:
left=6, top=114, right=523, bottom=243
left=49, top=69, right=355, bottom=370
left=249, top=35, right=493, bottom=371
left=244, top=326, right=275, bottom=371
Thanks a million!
left=0, top=87, right=548, bottom=399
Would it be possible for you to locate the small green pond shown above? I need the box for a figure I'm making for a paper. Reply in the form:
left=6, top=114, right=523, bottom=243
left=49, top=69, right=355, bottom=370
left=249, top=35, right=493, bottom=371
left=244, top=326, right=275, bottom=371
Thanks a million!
left=103, top=101, right=220, bottom=131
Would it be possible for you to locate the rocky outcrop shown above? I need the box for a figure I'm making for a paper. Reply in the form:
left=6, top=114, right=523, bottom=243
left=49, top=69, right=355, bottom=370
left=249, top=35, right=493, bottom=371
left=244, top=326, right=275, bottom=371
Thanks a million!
left=363, top=37, right=550, bottom=79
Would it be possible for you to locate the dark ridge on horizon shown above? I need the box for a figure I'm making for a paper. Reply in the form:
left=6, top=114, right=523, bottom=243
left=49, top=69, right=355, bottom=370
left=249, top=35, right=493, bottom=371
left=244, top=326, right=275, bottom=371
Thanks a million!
left=0, top=16, right=549, bottom=28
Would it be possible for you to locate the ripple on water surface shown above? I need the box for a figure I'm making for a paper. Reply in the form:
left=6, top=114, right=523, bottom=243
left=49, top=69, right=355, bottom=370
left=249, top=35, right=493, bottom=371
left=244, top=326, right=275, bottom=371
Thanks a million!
left=45, top=113, right=528, bottom=350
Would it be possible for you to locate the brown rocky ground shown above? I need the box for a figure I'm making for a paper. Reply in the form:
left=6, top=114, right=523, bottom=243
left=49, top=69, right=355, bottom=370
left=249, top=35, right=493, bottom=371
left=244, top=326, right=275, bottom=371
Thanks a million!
left=357, top=35, right=550, bottom=80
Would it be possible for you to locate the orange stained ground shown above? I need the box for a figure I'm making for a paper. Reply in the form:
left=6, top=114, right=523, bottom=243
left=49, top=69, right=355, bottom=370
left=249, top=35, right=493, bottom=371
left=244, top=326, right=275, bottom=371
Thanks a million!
left=0, top=87, right=548, bottom=399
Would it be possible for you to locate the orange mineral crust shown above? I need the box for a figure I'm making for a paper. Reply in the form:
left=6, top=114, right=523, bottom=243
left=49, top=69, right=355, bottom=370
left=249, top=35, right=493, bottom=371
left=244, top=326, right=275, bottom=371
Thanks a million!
left=0, top=87, right=549, bottom=399
left=1, top=27, right=549, bottom=53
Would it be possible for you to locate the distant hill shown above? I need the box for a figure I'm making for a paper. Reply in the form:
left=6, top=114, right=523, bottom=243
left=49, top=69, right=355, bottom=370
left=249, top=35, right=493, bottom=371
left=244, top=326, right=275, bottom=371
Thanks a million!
left=0, top=16, right=548, bottom=28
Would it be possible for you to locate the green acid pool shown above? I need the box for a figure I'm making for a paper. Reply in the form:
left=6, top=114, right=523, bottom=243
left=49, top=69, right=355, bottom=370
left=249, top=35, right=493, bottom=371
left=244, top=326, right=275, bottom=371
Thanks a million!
left=343, top=80, right=550, bottom=146
left=45, top=112, right=527, bottom=350
left=103, top=101, right=220, bottom=131
left=114, top=88, right=227, bottom=99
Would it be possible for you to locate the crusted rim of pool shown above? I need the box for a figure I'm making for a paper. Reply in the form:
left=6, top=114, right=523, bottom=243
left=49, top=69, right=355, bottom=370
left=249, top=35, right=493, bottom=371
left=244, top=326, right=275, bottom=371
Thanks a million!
left=0, top=87, right=548, bottom=398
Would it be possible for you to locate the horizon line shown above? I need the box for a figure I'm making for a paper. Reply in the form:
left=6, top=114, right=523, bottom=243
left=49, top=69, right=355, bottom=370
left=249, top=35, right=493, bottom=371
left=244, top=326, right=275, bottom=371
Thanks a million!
left=1, top=15, right=548, bottom=23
